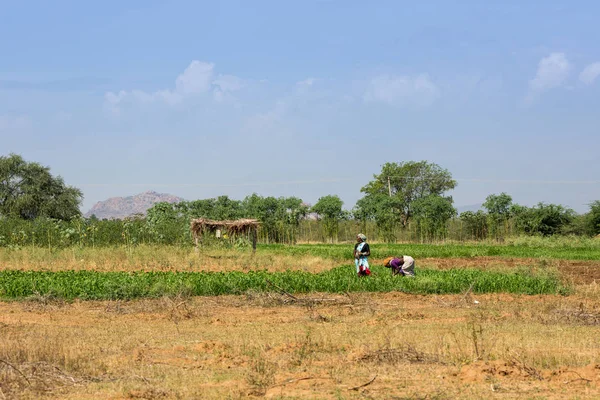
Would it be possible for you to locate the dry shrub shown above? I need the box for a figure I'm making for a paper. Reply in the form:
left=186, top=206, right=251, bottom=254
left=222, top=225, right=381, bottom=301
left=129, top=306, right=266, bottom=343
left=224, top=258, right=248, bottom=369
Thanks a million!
left=245, top=354, right=276, bottom=396
left=540, top=303, right=600, bottom=326
left=125, top=387, right=171, bottom=399
left=244, top=290, right=290, bottom=307
left=389, top=391, right=450, bottom=400
left=504, top=351, right=545, bottom=380
left=359, top=344, right=442, bottom=365
left=0, top=327, right=106, bottom=399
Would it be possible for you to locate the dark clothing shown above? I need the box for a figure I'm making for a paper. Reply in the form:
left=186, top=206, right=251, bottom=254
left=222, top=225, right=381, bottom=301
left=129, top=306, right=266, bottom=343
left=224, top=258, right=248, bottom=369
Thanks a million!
left=354, top=242, right=370, bottom=254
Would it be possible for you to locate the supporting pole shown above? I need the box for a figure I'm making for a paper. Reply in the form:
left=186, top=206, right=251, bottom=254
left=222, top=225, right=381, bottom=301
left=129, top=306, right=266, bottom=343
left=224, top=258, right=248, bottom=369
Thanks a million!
left=252, top=227, right=257, bottom=254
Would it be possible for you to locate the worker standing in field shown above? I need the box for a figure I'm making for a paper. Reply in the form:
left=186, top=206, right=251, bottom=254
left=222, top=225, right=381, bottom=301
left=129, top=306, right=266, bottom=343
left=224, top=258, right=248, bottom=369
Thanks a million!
left=383, top=256, right=416, bottom=277
left=354, top=233, right=371, bottom=276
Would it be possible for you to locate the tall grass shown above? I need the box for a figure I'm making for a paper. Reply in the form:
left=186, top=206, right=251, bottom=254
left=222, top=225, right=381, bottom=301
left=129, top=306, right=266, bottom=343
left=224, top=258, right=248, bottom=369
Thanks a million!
left=260, top=243, right=600, bottom=261
left=0, top=266, right=566, bottom=300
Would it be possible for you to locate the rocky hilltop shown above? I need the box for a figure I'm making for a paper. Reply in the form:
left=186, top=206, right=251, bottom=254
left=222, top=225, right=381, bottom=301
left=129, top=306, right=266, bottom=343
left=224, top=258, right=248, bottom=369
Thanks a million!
left=84, top=191, right=183, bottom=220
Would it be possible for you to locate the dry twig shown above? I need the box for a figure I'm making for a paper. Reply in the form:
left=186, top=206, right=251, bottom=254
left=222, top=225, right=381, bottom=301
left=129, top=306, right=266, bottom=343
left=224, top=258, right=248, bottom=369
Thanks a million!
left=559, top=370, right=592, bottom=384
left=0, top=358, right=31, bottom=386
left=349, top=375, right=377, bottom=391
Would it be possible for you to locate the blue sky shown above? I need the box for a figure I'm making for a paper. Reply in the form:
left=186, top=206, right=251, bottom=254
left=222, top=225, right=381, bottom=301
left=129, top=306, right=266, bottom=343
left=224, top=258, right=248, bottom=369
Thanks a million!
left=1, top=0, right=599, bottom=213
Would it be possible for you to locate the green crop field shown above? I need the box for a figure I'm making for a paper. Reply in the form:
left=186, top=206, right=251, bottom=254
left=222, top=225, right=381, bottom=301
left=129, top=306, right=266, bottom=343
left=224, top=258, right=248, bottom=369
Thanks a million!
left=259, top=242, right=600, bottom=261
left=0, top=264, right=567, bottom=300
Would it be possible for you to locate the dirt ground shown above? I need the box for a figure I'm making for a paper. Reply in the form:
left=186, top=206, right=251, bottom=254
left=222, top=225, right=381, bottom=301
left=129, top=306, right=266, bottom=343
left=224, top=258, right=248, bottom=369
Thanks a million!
left=416, top=257, right=600, bottom=285
left=1, top=290, right=599, bottom=399
left=1, top=251, right=599, bottom=399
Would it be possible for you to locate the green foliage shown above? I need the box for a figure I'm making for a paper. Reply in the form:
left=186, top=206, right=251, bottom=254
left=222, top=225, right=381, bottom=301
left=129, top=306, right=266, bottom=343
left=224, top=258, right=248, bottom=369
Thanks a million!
left=258, top=242, right=600, bottom=261
left=587, top=200, right=600, bottom=236
left=360, top=161, right=457, bottom=227
left=459, top=211, right=488, bottom=240
left=354, top=193, right=403, bottom=243
left=0, top=266, right=566, bottom=300
left=411, top=195, right=456, bottom=241
left=0, top=153, right=82, bottom=220
left=483, top=193, right=513, bottom=240
left=511, top=203, right=576, bottom=236
left=483, top=193, right=513, bottom=217
left=311, top=195, right=345, bottom=242
left=242, top=194, right=308, bottom=244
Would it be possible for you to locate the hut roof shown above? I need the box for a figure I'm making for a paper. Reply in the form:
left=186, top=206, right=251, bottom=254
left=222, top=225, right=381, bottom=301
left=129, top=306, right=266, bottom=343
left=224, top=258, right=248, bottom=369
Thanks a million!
left=190, top=218, right=260, bottom=234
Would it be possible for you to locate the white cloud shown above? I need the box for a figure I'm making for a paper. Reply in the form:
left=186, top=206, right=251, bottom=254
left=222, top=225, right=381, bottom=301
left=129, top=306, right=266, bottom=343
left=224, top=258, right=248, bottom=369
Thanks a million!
left=104, top=60, right=242, bottom=112
left=0, top=115, right=31, bottom=131
left=212, top=74, right=245, bottom=102
left=175, top=61, right=214, bottom=94
left=528, top=53, right=571, bottom=93
left=296, top=78, right=316, bottom=87
left=579, top=62, right=600, bottom=85
left=294, top=78, right=319, bottom=96
left=364, top=73, right=440, bottom=107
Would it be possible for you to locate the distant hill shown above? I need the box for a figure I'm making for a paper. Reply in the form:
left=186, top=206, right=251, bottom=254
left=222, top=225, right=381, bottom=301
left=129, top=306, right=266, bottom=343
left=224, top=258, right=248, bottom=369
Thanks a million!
left=84, top=191, right=183, bottom=220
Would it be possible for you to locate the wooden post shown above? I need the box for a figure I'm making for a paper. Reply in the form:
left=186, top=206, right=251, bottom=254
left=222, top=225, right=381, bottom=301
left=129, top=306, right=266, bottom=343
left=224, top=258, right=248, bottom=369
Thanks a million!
left=252, top=227, right=257, bottom=254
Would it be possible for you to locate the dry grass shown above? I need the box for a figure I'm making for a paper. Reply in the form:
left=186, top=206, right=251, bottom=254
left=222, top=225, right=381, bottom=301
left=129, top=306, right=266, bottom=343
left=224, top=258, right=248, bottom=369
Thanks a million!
left=2, top=246, right=599, bottom=284
left=1, top=247, right=599, bottom=398
left=1, top=292, right=599, bottom=399
left=0, top=246, right=340, bottom=273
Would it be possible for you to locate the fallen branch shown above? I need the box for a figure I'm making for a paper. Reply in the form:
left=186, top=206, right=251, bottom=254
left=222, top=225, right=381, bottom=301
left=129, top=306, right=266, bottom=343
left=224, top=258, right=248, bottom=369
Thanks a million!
left=266, top=280, right=299, bottom=301
left=559, top=370, right=592, bottom=384
left=461, top=282, right=475, bottom=303
left=270, top=376, right=326, bottom=388
left=0, top=359, right=31, bottom=386
left=349, top=375, right=377, bottom=391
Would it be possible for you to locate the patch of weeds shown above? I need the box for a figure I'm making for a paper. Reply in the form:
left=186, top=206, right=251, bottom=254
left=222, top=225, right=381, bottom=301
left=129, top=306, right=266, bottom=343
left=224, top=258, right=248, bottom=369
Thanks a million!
left=505, top=351, right=544, bottom=381
left=125, top=387, right=171, bottom=398
left=389, top=390, right=450, bottom=400
left=21, top=291, right=67, bottom=311
left=246, top=354, right=276, bottom=396
left=541, top=303, right=600, bottom=326
left=358, top=343, right=442, bottom=365
left=290, top=329, right=318, bottom=367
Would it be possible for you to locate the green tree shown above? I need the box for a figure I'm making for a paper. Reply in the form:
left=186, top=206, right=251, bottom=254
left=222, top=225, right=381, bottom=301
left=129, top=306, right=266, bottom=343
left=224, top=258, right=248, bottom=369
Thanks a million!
left=241, top=194, right=308, bottom=243
left=483, top=192, right=513, bottom=239
left=311, top=195, right=344, bottom=242
left=354, top=193, right=403, bottom=242
left=411, top=195, right=456, bottom=241
left=360, top=161, right=457, bottom=227
left=511, top=203, right=575, bottom=236
left=586, top=200, right=600, bottom=236
left=459, top=210, right=488, bottom=240
left=483, top=193, right=513, bottom=217
left=0, top=154, right=83, bottom=220
left=213, top=196, right=243, bottom=220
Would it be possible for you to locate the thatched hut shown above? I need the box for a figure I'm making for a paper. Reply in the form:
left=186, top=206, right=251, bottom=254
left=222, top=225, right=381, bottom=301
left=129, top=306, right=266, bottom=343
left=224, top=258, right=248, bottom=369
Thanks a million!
left=190, top=218, right=260, bottom=251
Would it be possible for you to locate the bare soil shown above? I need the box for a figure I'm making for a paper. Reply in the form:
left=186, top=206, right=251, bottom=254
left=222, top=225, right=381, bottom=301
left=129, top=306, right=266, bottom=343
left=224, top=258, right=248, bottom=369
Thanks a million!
left=1, top=291, right=599, bottom=399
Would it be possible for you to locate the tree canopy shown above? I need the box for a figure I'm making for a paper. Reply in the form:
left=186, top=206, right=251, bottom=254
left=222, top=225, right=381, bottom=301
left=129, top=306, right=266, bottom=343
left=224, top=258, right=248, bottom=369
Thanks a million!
left=0, top=154, right=83, bottom=220
left=311, top=195, right=345, bottom=242
left=357, top=161, right=457, bottom=236
left=360, top=161, right=456, bottom=225
left=483, top=193, right=513, bottom=218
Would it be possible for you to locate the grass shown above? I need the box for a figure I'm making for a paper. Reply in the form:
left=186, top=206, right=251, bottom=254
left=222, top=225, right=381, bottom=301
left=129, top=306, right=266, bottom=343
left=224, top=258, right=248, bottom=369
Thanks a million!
left=2, top=240, right=599, bottom=275
left=261, top=242, right=600, bottom=261
left=0, top=265, right=566, bottom=300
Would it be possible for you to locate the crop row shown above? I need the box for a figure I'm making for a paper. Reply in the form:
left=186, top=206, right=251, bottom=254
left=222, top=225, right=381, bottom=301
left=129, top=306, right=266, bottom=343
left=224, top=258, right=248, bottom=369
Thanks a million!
left=259, top=243, right=600, bottom=261
left=0, top=266, right=566, bottom=300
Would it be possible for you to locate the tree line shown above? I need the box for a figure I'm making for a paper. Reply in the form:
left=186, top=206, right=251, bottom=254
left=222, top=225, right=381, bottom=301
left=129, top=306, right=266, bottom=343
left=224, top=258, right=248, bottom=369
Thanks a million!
left=1, top=153, right=599, bottom=248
